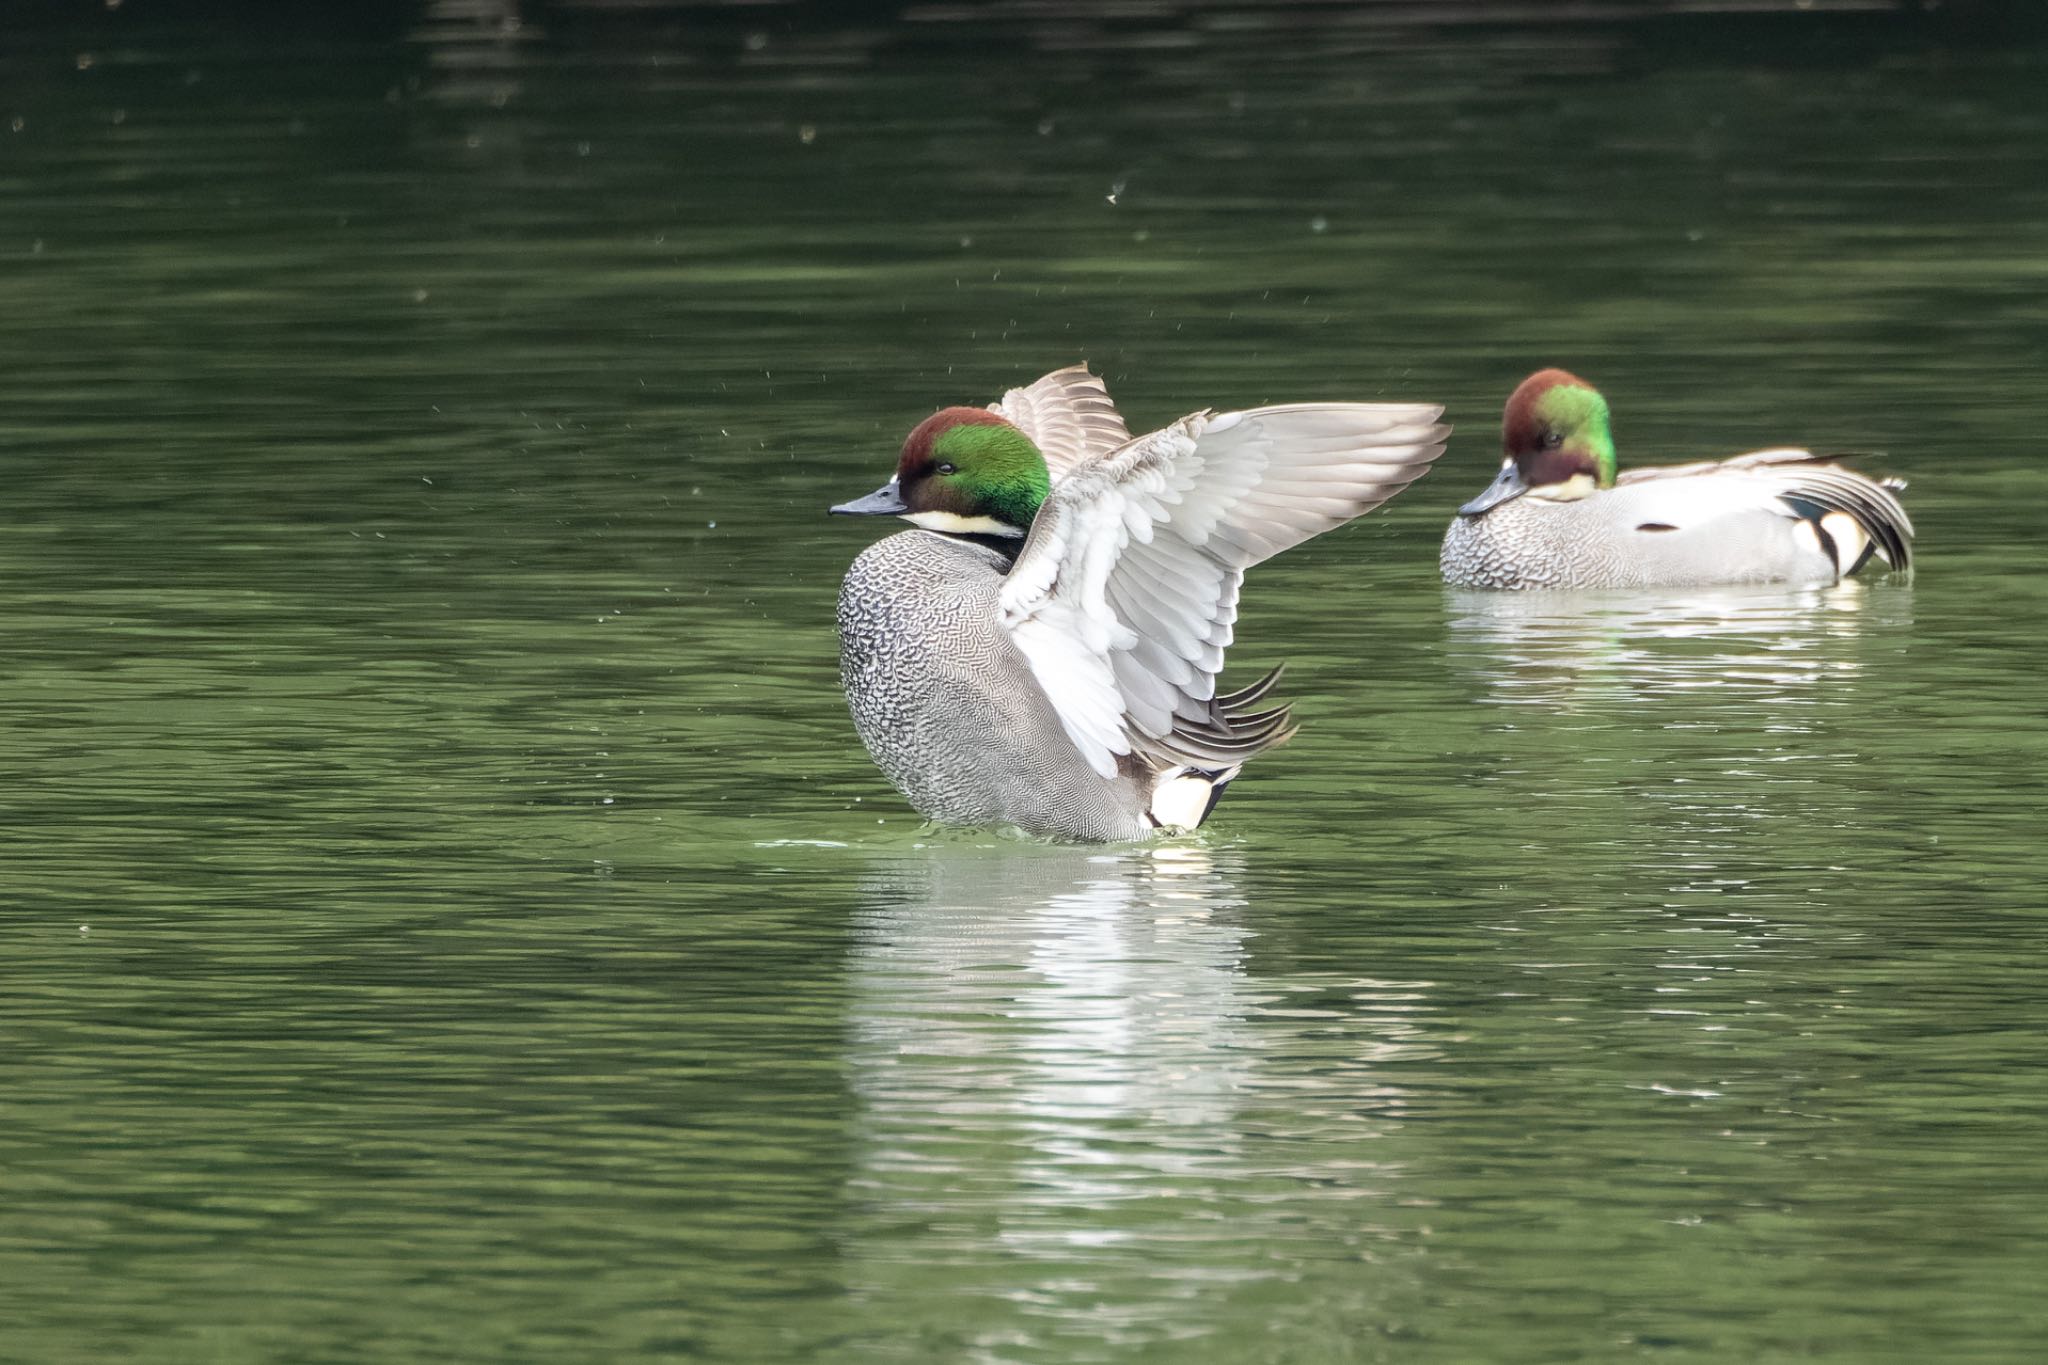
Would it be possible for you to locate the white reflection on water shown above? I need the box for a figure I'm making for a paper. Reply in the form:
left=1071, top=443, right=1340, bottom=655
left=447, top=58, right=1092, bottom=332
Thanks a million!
left=837, top=844, right=1433, bottom=1355
left=1444, top=581, right=1912, bottom=712
left=848, top=846, right=1258, bottom=1217
left=1445, top=582, right=1918, bottom=976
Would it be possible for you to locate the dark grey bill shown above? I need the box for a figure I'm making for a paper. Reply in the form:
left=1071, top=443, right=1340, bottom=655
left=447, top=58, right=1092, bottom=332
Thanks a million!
left=1458, top=462, right=1531, bottom=517
left=830, top=481, right=907, bottom=516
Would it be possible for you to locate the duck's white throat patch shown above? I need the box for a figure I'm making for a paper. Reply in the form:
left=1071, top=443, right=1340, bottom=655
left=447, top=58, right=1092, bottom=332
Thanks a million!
left=1530, top=472, right=1599, bottom=503
left=903, top=510, right=1026, bottom=537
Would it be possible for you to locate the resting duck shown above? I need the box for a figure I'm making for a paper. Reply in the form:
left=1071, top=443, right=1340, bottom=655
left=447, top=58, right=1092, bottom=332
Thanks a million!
left=832, top=364, right=1448, bottom=842
left=1441, top=368, right=1912, bottom=589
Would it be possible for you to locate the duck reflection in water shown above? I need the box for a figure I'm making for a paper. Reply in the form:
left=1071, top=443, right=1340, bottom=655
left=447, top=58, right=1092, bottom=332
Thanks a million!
left=1444, top=582, right=1917, bottom=939
left=849, top=845, right=1259, bottom=1175
left=836, top=844, right=1437, bottom=1352
left=1444, top=581, right=1912, bottom=713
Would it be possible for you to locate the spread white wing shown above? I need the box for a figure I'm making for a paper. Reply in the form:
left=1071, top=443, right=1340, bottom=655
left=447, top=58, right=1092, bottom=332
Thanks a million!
left=988, top=364, right=1131, bottom=483
left=998, top=402, right=1450, bottom=778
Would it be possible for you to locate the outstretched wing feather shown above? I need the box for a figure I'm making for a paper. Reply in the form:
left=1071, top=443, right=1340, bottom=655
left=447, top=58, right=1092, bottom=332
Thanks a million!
left=999, top=402, right=1450, bottom=778
left=988, top=364, right=1133, bottom=483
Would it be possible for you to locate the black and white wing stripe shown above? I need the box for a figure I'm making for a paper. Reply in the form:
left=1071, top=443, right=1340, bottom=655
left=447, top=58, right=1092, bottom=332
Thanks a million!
left=997, top=402, right=1449, bottom=778
left=988, top=364, right=1132, bottom=484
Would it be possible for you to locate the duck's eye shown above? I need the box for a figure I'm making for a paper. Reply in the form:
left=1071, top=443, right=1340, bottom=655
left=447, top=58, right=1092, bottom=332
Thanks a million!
left=1542, top=431, right=1564, bottom=451
left=935, top=462, right=956, bottom=475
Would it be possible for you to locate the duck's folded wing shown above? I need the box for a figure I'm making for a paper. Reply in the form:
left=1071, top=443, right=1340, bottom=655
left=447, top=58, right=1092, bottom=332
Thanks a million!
left=1619, top=448, right=1914, bottom=572
left=996, top=402, right=1449, bottom=778
left=988, top=364, right=1131, bottom=484
left=1613, top=447, right=1820, bottom=485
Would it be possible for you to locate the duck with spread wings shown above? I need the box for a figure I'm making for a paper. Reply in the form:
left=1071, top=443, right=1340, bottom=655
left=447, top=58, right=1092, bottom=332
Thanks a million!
left=831, top=364, right=1449, bottom=841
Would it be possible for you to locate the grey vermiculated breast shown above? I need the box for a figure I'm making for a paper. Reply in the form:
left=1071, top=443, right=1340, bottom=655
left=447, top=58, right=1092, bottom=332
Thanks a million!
left=837, top=530, right=1154, bottom=842
left=1441, top=500, right=1646, bottom=589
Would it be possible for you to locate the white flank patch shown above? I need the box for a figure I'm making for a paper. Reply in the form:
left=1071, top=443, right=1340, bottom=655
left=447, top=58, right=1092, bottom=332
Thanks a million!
left=1792, top=518, right=1826, bottom=562
left=1149, top=771, right=1215, bottom=831
left=903, top=510, right=1025, bottom=537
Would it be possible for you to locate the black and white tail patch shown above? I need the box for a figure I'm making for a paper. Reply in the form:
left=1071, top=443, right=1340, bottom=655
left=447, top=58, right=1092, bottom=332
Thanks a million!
left=1148, top=766, right=1240, bottom=831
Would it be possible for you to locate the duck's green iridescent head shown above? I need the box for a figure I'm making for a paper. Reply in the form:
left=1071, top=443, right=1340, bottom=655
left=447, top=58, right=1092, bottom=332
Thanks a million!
left=830, top=407, right=1050, bottom=537
left=1458, top=368, right=1619, bottom=517
left=1510, top=369, right=1618, bottom=489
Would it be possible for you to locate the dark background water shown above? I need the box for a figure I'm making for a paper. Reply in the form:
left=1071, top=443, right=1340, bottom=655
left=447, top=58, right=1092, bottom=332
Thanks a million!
left=4, top=2, right=2045, bottom=1361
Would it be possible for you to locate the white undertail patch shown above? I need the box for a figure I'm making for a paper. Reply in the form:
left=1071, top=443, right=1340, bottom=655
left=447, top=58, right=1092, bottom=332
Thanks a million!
left=1820, top=511, right=1872, bottom=569
left=1149, top=771, right=1219, bottom=831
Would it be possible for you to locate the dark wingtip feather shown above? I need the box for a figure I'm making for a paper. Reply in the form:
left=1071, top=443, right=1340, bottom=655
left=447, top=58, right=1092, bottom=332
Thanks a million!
left=1214, top=663, right=1286, bottom=713
left=1145, top=667, right=1299, bottom=769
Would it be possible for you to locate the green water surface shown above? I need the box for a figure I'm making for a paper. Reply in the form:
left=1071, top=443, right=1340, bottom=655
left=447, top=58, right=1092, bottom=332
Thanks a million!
left=3, top=5, right=2045, bottom=1362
